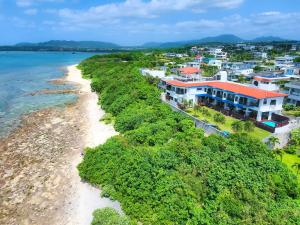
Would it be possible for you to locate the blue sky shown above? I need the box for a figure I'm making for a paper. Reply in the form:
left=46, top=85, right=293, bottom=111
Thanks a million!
left=0, top=0, right=299, bottom=45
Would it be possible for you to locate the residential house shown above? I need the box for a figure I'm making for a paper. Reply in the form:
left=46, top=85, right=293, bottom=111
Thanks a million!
left=202, top=57, right=222, bottom=69
left=275, top=55, right=294, bottom=67
left=163, top=79, right=287, bottom=122
left=177, top=67, right=201, bottom=81
left=285, top=81, right=300, bottom=106
left=251, top=72, right=290, bottom=91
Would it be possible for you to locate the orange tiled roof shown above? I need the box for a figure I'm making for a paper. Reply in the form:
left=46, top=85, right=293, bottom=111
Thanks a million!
left=165, top=80, right=287, bottom=99
left=254, top=76, right=290, bottom=82
left=178, top=67, right=200, bottom=75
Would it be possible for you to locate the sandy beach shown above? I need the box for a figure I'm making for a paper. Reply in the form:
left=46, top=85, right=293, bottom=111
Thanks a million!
left=0, top=65, right=120, bottom=225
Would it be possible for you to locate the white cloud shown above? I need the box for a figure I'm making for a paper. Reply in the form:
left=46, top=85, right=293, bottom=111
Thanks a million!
left=24, top=8, right=38, bottom=15
left=57, top=0, right=244, bottom=25
left=176, top=19, right=224, bottom=29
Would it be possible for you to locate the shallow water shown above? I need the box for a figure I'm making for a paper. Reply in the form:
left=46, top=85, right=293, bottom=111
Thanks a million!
left=0, top=51, right=97, bottom=137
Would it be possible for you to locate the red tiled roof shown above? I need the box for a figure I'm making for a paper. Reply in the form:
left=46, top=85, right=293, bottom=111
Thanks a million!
left=254, top=76, right=290, bottom=82
left=165, top=80, right=287, bottom=99
left=178, top=67, right=200, bottom=75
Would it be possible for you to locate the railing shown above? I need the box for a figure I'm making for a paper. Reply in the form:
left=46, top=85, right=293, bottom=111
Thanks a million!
left=271, top=113, right=289, bottom=128
left=255, top=122, right=276, bottom=133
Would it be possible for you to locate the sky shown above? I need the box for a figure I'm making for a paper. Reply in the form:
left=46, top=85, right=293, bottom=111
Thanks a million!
left=0, top=0, right=300, bottom=45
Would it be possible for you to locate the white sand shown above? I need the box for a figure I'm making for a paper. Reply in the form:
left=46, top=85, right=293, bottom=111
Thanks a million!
left=65, top=65, right=121, bottom=225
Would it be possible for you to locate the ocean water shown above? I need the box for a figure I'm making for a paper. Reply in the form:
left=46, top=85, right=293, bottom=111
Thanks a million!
left=0, top=51, right=98, bottom=138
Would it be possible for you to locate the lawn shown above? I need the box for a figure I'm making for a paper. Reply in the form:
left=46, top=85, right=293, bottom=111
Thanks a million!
left=281, top=153, right=300, bottom=182
left=283, top=110, right=300, bottom=117
left=186, top=106, right=270, bottom=141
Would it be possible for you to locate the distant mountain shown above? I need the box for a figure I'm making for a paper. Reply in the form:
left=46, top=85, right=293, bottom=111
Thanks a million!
left=251, top=36, right=286, bottom=42
left=198, top=34, right=244, bottom=43
left=15, top=40, right=120, bottom=49
left=141, top=34, right=289, bottom=48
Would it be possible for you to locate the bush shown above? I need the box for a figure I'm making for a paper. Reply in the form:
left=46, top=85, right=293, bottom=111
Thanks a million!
left=231, top=121, right=244, bottom=133
left=92, top=208, right=131, bottom=225
left=243, top=120, right=255, bottom=132
left=213, top=113, right=226, bottom=123
left=283, top=104, right=296, bottom=111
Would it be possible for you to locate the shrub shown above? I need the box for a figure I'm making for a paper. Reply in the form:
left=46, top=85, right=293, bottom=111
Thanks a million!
left=243, top=120, right=255, bottom=132
left=283, top=104, right=296, bottom=111
left=92, top=208, right=131, bottom=225
left=213, top=113, right=226, bottom=123
left=231, top=121, right=244, bottom=133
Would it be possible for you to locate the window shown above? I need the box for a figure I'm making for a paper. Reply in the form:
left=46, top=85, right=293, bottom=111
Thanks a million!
left=234, top=96, right=239, bottom=102
left=204, top=88, right=207, bottom=92
left=197, top=88, right=202, bottom=91
left=263, top=99, right=267, bottom=105
left=270, top=100, right=276, bottom=105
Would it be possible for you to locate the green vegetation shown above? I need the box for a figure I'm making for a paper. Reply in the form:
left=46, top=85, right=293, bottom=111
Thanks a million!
left=200, top=64, right=218, bottom=77
left=283, top=104, right=300, bottom=117
left=294, top=57, right=300, bottom=63
left=100, top=113, right=115, bottom=124
left=188, top=106, right=269, bottom=140
left=78, top=53, right=300, bottom=224
left=229, top=50, right=254, bottom=62
left=92, top=208, right=131, bottom=225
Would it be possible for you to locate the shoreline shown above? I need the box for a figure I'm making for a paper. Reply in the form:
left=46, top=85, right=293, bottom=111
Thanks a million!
left=0, top=64, right=120, bottom=225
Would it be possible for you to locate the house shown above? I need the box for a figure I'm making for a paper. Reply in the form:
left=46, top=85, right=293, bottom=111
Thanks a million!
left=275, top=55, right=294, bottom=67
left=186, top=61, right=200, bottom=68
left=243, top=45, right=256, bottom=51
left=208, top=48, right=227, bottom=60
left=253, top=51, right=268, bottom=59
left=285, top=81, right=300, bottom=106
left=251, top=72, right=290, bottom=91
left=202, top=57, right=222, bottom=69
left=222, top=62, right=253, bottom=81
left=177, top=67, right=201, bottom=81
left=194, top=55, right=203, bottom=63
left=162, top=80, right=287, bottom=123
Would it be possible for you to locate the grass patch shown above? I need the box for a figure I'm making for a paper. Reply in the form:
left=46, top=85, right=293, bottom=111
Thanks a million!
left=187, top=106, right=270, bottom=140
left=281, top=152, right=300, bottom=182
left=100, top=113, right=115, bottom=125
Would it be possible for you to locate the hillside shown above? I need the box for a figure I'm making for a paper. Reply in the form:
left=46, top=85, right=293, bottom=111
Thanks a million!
left=141, top=34, right=288, bottom=48
left=77, top=52, right=300, bottom=225
left=15, top=40, right=120, bottom=49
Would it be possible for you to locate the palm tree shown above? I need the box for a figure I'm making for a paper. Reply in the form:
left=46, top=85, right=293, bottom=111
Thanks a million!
left=267, top=136, right=280, bottom=149
left=292, top=163, right=300, bottom=174
left=272, top=148, right=283, bottom=161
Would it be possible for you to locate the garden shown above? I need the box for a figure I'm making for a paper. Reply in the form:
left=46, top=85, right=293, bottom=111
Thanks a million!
left=185, top=105, right=270, bottom=140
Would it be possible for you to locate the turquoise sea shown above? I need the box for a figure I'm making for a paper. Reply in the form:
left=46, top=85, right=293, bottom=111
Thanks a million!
left=0, top=51, right=97, bottom=138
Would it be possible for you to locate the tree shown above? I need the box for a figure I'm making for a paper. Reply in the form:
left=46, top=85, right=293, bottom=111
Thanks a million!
left=243, top=120, right=255, bottom=132
left=292, top=163, right=300, bottom=174
left=272, top=148, right=283, bottom=161
left=267, top=136, right=280, bottom=149
left=253, top=66, right=263, bottom=72
left=231, top=121, right=244, bottom=133
left=238, top=74, right=247, bottom=83
left=294, top=57, right=300, bottom=63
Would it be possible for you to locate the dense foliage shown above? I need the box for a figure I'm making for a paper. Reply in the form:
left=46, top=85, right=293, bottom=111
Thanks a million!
left=92, top=208, right=131, bottom=225
left=78, top=53, right=300, bottom=224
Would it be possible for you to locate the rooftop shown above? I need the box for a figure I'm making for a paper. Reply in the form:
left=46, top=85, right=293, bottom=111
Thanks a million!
left=165, top=80, right=287, bottom=99
left=178, top=67, right=200, bottom=75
